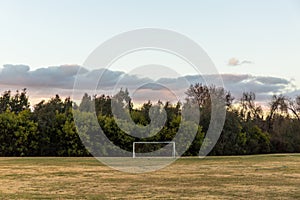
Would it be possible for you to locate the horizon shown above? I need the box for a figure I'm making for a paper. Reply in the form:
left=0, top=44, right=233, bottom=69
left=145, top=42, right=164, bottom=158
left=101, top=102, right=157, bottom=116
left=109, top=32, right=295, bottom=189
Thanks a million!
left=0, top=65, right=297, bottom=106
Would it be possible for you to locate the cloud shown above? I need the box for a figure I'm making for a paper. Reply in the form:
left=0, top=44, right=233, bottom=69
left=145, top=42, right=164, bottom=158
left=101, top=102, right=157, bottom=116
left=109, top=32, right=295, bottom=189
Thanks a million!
left=0, top=64, right=83, bottom=88
left=228, top=58, right=253, bottom=66
left=2, top=64, right=30, bottom=74
left=0, top=64, right=297, bottom=105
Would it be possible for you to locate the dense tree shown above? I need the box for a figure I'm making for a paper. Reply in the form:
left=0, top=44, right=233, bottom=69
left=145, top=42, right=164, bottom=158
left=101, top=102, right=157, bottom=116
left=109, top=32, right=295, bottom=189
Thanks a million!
left=0, top=88, right=300, bottom=156
left=0, top=88, right=29, bottom=114
left=94, top=94, right=112, bottom=117
left=0, top=90, right=11, bottom=113
left=0, top=109, right=38, bottom=156
left=33, top=95, right=87, bottom=156
left=79, top=93, right=94, bottom=112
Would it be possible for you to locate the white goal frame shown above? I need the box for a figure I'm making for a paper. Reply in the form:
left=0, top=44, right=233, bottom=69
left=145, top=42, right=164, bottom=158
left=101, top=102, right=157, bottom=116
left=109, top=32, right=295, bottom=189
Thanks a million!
left=132, top=141, right=176, bottom=158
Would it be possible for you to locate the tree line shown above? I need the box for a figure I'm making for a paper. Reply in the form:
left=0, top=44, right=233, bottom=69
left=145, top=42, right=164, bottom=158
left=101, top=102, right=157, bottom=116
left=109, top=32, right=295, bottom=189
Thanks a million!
left=0, top=85, right=300, bottom=156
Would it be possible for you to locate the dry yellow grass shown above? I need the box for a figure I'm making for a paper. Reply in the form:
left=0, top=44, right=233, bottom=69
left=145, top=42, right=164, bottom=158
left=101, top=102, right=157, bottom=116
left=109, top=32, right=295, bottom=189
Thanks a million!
left=0, top=154, right=300, bottom=199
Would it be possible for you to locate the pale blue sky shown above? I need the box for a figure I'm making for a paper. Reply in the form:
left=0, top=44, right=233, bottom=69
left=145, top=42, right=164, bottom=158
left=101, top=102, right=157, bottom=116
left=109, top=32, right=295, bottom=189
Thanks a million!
left=0, top=0, right=300, bottom=86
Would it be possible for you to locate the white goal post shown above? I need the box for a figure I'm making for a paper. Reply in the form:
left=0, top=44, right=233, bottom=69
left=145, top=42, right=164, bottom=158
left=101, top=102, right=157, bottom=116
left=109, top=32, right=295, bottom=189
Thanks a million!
left=132, top=141, right=176, bottom=158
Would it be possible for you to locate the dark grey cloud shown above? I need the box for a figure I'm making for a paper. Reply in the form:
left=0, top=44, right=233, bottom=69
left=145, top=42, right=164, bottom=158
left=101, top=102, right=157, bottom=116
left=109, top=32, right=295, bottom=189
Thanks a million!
left=2, top=64, right=30, bottom=74
left=0, top=64, right=83, bottom=88
left=0, top=64, right=297, bottom=104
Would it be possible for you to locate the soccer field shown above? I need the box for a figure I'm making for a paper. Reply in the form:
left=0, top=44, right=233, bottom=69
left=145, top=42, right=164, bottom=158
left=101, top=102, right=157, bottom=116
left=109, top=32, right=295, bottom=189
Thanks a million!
left=0, top=154, right=300, bottom=199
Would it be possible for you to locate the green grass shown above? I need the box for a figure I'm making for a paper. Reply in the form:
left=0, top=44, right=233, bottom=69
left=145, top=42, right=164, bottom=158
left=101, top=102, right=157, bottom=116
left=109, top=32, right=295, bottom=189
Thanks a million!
left=0, top=154, right=300, bottom=199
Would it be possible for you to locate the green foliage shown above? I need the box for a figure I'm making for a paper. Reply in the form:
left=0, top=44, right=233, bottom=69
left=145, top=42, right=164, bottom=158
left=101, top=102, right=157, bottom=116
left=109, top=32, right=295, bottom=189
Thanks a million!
left=0, top=88, right=29, bottom=114
left=0, top=109, right=38, bottom=156
left=0, top=88, right=300, bottom=156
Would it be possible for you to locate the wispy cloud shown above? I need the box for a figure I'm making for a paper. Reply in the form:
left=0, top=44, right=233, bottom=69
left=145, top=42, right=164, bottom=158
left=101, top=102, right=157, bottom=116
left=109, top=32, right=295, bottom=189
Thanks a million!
left=228, top=58, right=253, bottom=66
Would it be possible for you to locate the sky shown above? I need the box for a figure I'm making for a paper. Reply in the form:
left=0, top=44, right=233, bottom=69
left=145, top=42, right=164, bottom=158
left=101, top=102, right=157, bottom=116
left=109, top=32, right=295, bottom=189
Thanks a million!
left=0, top=0, right=300, bottom=104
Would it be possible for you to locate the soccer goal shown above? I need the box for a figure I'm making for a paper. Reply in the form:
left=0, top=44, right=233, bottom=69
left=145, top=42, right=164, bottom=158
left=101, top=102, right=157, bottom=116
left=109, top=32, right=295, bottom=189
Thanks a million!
left=132, top=141, right=176, bottom=158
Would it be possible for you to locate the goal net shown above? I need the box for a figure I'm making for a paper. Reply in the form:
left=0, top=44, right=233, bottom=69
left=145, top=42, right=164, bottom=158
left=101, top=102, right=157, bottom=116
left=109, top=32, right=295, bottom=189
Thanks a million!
left=133, top=141, right=176, bottom=158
